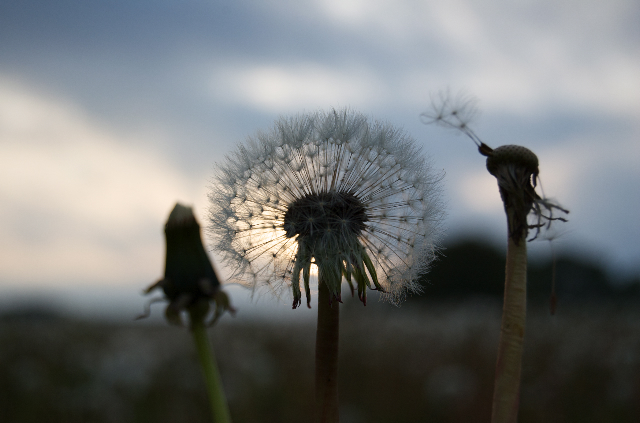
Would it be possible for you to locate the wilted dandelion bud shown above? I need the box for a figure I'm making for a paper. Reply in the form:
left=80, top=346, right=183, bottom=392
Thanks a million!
left=424, top=91, right=570, bottom=423
left=208, top=109, right=445, bottom=308
left=480, top=143, right=568, bottom=243
left=140, top=203, right=234, bottom=326
left=423, top=91, right=568, bottom=243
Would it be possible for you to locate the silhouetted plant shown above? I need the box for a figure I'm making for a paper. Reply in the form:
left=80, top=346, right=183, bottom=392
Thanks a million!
left=140, top=203, right=234, bottom=423
left=208, top=109, right=445, bottom=422
left=423, top=91, right=568, bottom=423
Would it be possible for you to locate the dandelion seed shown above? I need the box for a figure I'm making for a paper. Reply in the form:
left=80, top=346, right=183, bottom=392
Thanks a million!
left=208, top=109, right=445, bottom=308
left=421, top=89, right=484, bottom=148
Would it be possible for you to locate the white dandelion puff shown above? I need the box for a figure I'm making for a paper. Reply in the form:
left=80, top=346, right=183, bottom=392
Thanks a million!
left=208, top=109, right=445, bottom=308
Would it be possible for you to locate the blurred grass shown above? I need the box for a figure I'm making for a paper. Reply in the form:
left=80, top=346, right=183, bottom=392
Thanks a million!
left=1, top=299, right=639, bottom=423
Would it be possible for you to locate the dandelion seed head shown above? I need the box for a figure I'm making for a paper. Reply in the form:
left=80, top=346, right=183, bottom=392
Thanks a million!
left=209, top=109, right=445, bottom=307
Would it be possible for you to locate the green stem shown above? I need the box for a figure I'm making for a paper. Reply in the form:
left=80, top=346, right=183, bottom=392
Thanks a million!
left=491, top=233, right=527, bottom=423
left=191, top=319, right=232, bottom=423
left=315, top=278, right=340, bottom=423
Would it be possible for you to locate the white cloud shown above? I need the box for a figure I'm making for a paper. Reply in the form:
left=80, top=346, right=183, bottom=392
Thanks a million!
left=209, top=62, right=385, bottom=113
left=312, top=0, right=640, bottom=117
left=0, top=78, right=206, bottom=288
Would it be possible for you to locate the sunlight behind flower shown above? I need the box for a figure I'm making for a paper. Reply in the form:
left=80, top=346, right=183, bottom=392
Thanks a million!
left=208, top=109, right=445, bottom=307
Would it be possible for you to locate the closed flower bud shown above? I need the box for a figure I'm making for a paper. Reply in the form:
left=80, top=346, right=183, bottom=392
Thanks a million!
left=139, top=203, right=234, bottom=326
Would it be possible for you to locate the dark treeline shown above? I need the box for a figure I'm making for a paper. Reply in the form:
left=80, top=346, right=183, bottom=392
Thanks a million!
left=417, top=238, right=640, bottom=303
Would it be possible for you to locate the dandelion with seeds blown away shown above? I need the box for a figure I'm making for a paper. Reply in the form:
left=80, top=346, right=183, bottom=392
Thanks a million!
left=207, top=109, right=445, bottom=308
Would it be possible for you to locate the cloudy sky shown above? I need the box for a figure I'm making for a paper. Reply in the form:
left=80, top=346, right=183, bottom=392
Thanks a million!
left=1, top=0, right=639, bottom=316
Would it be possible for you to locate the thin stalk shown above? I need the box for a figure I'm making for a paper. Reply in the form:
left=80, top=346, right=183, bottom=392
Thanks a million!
left=315, top=278, right=340, bottom=423
left=191, top=319, right=232, bottom=423
left=491, top=230, right=527, bottom=423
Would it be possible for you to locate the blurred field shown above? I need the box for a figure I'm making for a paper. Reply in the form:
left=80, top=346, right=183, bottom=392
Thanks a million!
left=2, top=298, right=639, bottom=423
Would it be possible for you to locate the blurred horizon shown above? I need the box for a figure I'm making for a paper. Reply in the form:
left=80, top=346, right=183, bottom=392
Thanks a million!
left=1, top=236, right=637, bottom=323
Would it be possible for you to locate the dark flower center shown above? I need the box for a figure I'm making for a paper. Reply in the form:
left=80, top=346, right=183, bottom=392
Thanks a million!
left=283, top=191, right=368, bottom=238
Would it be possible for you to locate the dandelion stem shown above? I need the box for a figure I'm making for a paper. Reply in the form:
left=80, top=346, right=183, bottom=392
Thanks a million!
left=191, top=318, right=232, bottom=423
left=491, top=226, right=527, bottom=423
left=315, top=278, right=340, bottom=423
